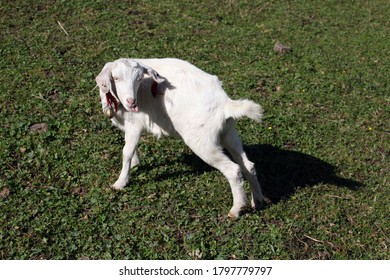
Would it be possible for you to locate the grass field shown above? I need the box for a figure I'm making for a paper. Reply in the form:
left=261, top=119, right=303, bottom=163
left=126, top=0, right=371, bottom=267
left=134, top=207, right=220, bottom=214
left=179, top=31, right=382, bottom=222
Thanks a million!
left=0, top=0, right=389, bottom=259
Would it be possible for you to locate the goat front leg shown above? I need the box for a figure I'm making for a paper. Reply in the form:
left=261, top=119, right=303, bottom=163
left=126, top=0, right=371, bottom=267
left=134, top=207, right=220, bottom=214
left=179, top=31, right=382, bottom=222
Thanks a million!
left=112, top=126, right=142, bottom=190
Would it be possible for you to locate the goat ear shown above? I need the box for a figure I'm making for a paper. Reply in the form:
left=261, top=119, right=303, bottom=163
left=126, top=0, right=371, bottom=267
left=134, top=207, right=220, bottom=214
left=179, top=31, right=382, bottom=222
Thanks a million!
left=147, top=68, right=165, bottom=83
left=139, top=62, right=165, bottom=83
left=96, top=62, right=117, bottom=112
left=95, top=62, right=113, bottom=93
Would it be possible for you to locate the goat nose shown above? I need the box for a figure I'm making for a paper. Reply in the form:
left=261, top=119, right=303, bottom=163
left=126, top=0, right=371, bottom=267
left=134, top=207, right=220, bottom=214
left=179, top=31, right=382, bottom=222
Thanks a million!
left=127, top=98, right=135, bottom=105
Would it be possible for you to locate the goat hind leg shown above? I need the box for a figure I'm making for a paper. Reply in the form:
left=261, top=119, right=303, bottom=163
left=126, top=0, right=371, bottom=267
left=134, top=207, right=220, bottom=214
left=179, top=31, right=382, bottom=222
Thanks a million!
left=130, top=150, right=141, bottom=168
left=221, top=125, right=265, bottom=210
left=186, top=141, right=247, bottom=218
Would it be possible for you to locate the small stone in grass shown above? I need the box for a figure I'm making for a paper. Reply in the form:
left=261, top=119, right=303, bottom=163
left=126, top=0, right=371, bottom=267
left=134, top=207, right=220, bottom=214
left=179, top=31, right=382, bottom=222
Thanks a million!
left=0, top=187, right=10, bottom=198
left=30, top=123, right=48, bottom=133
left=274, top=43, right=292, bottom=54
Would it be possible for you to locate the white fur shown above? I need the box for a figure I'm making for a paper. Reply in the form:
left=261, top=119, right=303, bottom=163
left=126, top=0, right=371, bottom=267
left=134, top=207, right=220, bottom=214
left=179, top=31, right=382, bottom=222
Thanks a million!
left=95, top=58, right=265, bottom=218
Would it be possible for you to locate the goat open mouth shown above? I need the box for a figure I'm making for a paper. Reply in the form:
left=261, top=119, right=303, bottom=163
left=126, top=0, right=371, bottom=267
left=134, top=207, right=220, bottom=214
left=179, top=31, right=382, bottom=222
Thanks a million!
left=125, top=97, right=139, bottom=112
left=129, top=103, right=139, bottom=112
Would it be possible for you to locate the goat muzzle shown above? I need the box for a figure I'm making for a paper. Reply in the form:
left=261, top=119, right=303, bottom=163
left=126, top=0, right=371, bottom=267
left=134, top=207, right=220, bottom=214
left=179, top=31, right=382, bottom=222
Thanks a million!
left=126, top=98, right=139, bottom=112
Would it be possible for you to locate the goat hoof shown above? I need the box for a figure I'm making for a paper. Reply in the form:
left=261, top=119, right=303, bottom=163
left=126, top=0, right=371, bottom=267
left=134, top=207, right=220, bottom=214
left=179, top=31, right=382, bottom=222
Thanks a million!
left=251, top=199, right=264, bottom=210
left=111, top=182, right=125, bottom=190
left=228, top=212, right=239, bottom=220
left=228, top=206, right=243, bottom=219
left=252, top=197, right=270, bottom=210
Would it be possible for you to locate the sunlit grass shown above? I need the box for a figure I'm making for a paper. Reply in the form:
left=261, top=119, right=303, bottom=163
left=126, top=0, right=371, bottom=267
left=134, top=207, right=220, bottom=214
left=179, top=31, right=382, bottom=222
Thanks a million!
left=0, top=0, right=388, bottom=259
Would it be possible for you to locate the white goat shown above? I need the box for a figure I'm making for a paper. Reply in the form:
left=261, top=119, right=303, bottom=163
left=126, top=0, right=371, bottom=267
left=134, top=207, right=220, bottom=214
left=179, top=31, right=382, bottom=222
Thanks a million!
left=95, top=58, right=265, bottom=218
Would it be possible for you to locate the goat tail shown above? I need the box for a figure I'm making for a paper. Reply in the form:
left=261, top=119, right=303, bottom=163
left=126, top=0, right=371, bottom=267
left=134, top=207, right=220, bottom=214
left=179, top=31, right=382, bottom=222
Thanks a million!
left=224, top=99, right=263, bottom=122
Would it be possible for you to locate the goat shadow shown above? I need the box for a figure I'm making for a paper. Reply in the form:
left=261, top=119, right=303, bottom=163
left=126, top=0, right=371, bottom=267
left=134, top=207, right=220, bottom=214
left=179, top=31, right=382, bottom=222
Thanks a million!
left=180, top=144, right=362, bottom=203
left=138, top=143, right=362, bottom=203
left=246, top=144, right=362, bottom=202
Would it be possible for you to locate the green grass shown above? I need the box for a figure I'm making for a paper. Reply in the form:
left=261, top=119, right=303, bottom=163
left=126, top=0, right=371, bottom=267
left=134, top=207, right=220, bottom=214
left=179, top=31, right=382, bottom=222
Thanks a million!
left=0, top=0, right=388, bottom=260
